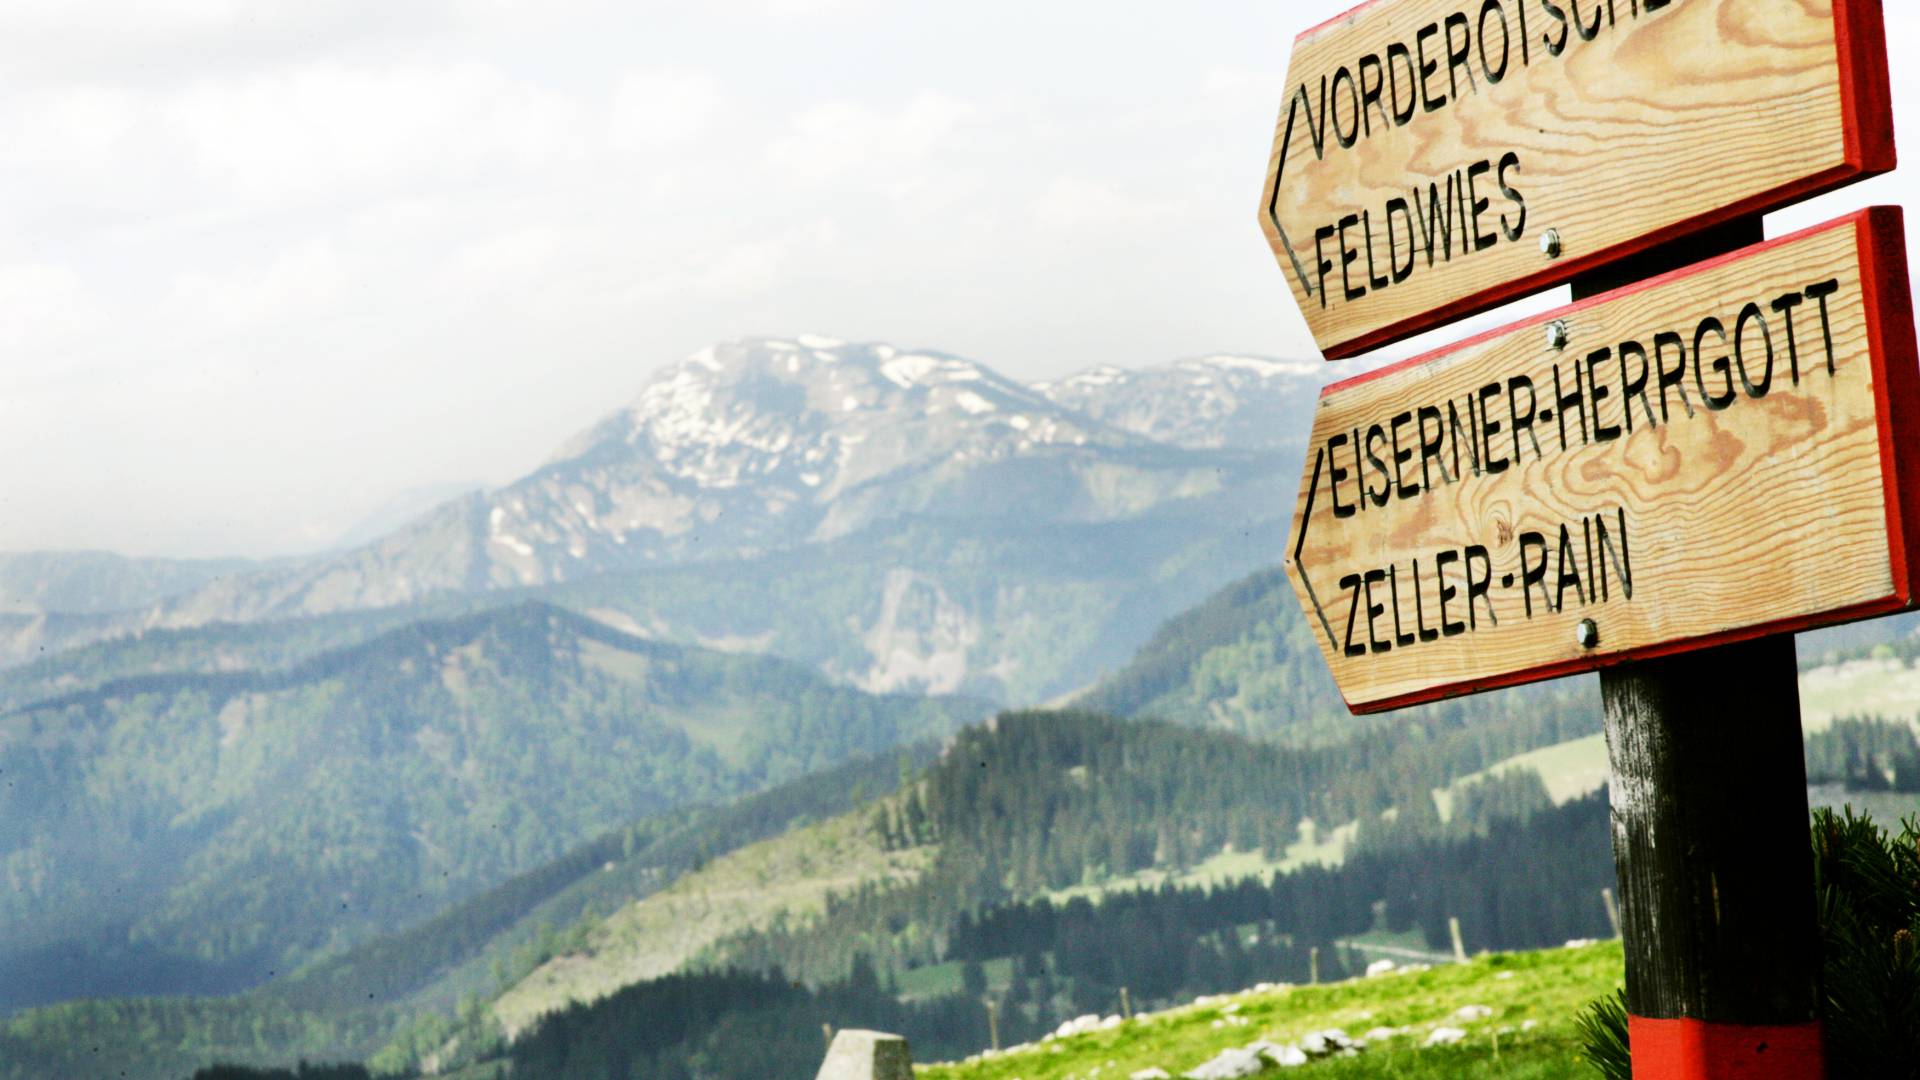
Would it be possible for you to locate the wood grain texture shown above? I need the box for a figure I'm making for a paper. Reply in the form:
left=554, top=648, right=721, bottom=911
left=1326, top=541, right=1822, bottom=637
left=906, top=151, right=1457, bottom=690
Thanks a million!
left=1601, top=637, right=1821, bottom=1029
left=1259, top=0, right=1894, bottom=359
left=1285, top=208, right=1918, bottom=713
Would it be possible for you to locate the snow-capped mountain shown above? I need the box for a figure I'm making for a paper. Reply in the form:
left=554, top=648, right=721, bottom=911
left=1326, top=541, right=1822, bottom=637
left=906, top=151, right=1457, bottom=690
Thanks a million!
left=147, top=337, right=1311, bottom=626
left=10, top=336, right=1322, bottom=699
left=1034, top=354, right=1321, bottom=452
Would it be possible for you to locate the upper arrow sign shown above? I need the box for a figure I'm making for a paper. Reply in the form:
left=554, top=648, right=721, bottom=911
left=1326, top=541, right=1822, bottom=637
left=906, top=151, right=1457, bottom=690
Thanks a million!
left=1259, top=0, right=1895, bottom=360
left=1286, top=208, right=1920, bottom=712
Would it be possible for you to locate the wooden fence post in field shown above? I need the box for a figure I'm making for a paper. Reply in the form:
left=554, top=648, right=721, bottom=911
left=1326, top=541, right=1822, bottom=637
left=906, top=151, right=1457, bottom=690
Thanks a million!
left=1447, top=916, right=1467, bottom=964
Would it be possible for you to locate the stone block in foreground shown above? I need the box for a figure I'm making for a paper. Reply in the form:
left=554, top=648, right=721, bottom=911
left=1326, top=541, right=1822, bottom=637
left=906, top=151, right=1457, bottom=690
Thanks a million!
left=816, top=1029, right=913, bottom=1080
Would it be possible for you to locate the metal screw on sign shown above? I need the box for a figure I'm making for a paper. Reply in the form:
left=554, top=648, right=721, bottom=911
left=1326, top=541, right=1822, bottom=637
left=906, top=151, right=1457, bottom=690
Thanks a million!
left=1576, top=619, right=1600, bottom=649
left=1540, top=228, right=1564, bottom=259
left=1546, top=320, right=1571, bottom=350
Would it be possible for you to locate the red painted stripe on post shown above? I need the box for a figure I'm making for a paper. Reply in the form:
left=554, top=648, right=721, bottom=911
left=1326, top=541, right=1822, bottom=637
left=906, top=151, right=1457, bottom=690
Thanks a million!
left=1628, top=1016, right=1825, bottom=1080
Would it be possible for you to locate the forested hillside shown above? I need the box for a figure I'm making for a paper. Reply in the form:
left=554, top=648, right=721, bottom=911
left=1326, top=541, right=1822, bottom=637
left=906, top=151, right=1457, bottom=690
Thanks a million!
left=0, top=745, right=943, bottom=1080
left=406, top=712, right=1620, bottom=1078
left=0, top=602, right=986, bottom=1010
left=1076, top=566, right=1600, bottom=744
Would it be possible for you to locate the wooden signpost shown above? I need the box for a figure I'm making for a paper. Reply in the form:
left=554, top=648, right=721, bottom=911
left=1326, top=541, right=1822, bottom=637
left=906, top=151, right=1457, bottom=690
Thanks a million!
left=1259, top=0, right=1894, bottom=359
left=1286, top=208, right=1920, bottom=713
left=1260, top=2, right=1911, bottom=1076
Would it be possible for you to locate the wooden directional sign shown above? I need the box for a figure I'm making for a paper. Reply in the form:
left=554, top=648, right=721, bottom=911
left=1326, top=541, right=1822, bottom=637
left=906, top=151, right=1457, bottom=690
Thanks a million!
left=1259, top=0, right=1895, bottom=360
left=1285, top=208, right=1920, bottom=713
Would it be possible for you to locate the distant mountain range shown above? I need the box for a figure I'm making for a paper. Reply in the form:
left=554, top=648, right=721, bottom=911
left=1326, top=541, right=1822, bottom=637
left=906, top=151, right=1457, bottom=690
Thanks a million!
left=0, top=338, right=1323, bottom=703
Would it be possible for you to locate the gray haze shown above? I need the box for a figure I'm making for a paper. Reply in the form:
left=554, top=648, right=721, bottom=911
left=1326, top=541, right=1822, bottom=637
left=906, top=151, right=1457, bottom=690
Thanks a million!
left=4, top=1, right=1916, bottom=557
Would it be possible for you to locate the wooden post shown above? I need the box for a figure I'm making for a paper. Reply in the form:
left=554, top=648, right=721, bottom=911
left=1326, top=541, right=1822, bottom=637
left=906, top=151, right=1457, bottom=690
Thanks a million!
left=984, top=999, right=999, bottom=1052
left=1602, top=888, right=1621, bottom=940
left=1309, top=946, right=1319, bottom=985
left=1448, top=916, right=1468, bottom=963
left=1583, top=218, right=1827, bottom=1080
left=1119, top=986, right=1131, bottom=1020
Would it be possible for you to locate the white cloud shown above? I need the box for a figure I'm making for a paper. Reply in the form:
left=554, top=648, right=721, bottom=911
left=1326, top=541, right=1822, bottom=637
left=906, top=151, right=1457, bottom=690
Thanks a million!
left=161, top=62, right=587, bottom=206
left=767, top=93, right=976, bottom=188
left=609, top=69, right=725, bottom=150
left=1032, top=176, right=1185, bottom=231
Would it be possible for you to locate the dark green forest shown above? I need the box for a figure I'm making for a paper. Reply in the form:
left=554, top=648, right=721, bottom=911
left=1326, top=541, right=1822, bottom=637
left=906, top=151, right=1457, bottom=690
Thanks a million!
left=0, top=602, right=985, bottom=1009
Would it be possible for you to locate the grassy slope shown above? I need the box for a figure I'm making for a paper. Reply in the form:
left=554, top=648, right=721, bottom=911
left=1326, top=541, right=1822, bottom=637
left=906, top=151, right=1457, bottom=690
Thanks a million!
left=918, top=942, right=1624, bottom=1080
left=1798, top=658, right=1920, bottom=730
left=1430, top=656, right=1920, bottom=824
left=489, top=808, right=931, bottom=1038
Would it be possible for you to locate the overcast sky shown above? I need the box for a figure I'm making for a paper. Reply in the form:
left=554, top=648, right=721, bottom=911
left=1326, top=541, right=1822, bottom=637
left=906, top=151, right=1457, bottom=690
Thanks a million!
left=3, top=1, right=1917, bottom=558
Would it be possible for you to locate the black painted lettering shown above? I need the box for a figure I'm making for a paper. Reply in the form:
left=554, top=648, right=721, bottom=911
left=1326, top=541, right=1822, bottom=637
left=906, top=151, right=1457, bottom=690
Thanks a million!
left=1385, top=43, right=1418, bottom=125
left=1539, top=0, right=1570, bottom=56
left=1569, top=0, right=1602, bottom=40
left=1554, top=360, right=1588, bottom=449
left=1519, top=530, right=1552, bottom=616
left=1444, top=13, right=1478, bottom=99
left=1597, top=507, right=1633, bottom=601
left=1435, top=549, right=1465, bottom=636
left=1390, top=410, right=1417, bottom=499
left=1328, top=433, right=1354, bottom=519
left=1771, top=290, right=1805, bottom=386
left=1497, top=151, right=1527, bottom=241
left=1417, top=405, right=1453, bottom=491
left=1653, top=330, right=1693, bottom=421
left=1416, top=23, right=1446, bottom=112
left=1618, top=340, right=1655, bottom=432
left=1693, top=316, right=1735, bottom=411
left=1341, top=573, right=1366, bottom=657
left=1364, top=568, right=1390, bottom=653
left=1331, top=65, right=1361, bottom=149
left=1358, top=53, right=1388, bottom=138
left=1363, top=210, right=1389, bottom=292
left=1453, top=168, right=1472, bottom=254
left=1413, top=558, right=1439, bottom=641
left=1583, top=515, right=1595, bottom=600
left=1314, top=224, right=1336, bottom=309
left=1733, top=301, right=1774, bottom=398
left=1338, top=213, right=1365, bottom=302
left=1428, top=176, right=1457, bottom=262
left=1554, top=522, right=1586, bottom=611
left=1468, top=159, right=1497, bottom=252
left=1447, top=397, right=1481, bottom=477
left=1465, top=545, right=1498, bottom=629
left=1386, top=197, right=1415, bottom=283
left=1478, top=381, right=1508, bottom=473
left=1507, top=375, right=1541, bottom=465
left=1390, top=564, right=1415, bottom=647
left=1585, top=347, right=1621, bottom=442
left=1364, top=423, right=1391, bottom=507
left=1805, top=278, right=1841, bottom=376
left=1479, top=0, right=1513, bottom=83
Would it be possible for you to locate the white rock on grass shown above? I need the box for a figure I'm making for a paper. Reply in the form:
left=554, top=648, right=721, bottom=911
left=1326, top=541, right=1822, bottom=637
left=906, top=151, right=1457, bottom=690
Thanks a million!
left=1363, top=1026, right=1410, bottom=1042
left=1366, top=958, right=1397, bottom=976
left=1056, top=1014, right=1102, bottom=1038
left=1130, top=1070, right=1171, bottom=1080
left=1259, top=1044, right=1309, bottom=1067
left=1425, top=1027, right=1469, bottom=1047
left=1181, top=1047, right=1265, bottom=1079
left=1452, top=1005, right=1494, bottom=1023
left=1298, top=1029, right=1355, bottom=1057
left=1101, top=1015, right=1123, bottom=1029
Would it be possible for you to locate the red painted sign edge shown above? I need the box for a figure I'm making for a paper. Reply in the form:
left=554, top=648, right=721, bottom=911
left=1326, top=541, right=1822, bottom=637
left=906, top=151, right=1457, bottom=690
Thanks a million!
left=1626, top=1016, right=1826, bottom=1080
left=1306, top=207, right=1920, bottom=715
left=1284, top=0, right=1897, bottom=361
